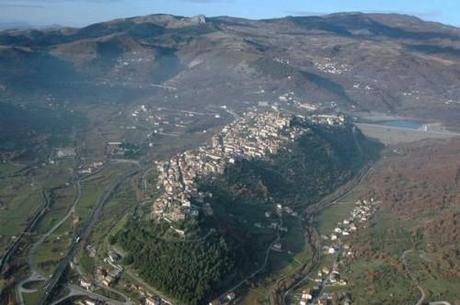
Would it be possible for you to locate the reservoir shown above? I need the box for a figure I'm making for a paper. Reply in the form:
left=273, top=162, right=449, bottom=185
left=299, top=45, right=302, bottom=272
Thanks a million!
left=379, top=120, right=423, bottom=129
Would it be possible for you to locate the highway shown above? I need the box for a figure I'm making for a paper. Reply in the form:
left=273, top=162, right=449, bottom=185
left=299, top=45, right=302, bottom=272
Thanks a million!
left=16, top=178, right=82, bottom=305
left=50, top=284, right=128, bottom=305
left=0, top=190, right=51, bottom=274
left=15, top=164, right=111, bottom=304
left=37, top=167, right=140, bottom=305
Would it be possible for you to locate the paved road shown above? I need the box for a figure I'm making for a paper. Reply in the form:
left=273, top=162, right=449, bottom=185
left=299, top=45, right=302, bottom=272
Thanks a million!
left=37, top=167, right=140, bottom=305
left=401, top=250, right=452, bottom=305
left=280, top=163, right=375, bottom=305
left=109, top=159, right=141, bottom=166
left=16, top=177, right=83, bottom=305
left=49, top=282, right=132, bottom=305
left=135, top=127, right=371, bottom=305
left=224, top=108, right=241, bottom=121
left=124, top=268, right=175, bottom=305
left=416, top=287, right=427, bottom=305
left=0, top=191, right=51, bottom=274
left=402, top=249, right=426, bottom=305
left=217, top=216, right=284, bottom=301
left=16, top=165, right=112, bottom=304
left=50, top=285, right=128, bottom=305
left=31, top=179, right=81, bottom=270
left=72, top=249, right=132, bottom=305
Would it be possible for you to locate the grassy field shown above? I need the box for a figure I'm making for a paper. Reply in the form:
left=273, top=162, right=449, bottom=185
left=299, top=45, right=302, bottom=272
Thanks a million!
left=405, top=250, right=460, bottom=302
left=23, top=290, right=42, bottom=305
left=325, top=207, right=460, bottom=305
left=0, top=161, right=24, bottom=176
left=287, top=190, right=365, bottom=299
left=75, top=180, right=138, bottom=276
left=77, top=250, right=96, bottom=274
left=89, top=182, right=138, bottom=256
left=0, top=176, right=42, bottom=251
left=0, top=159, right=76, bottom=251
left=31, top=162, right=134, bottom=277
left=239, top=215, right=312, bottom=305
left=75, top=163, right=134, bottom=222
left=269, top=216, right=310, bottom=272
left=315, top=201, right=356, bottom=236
left=34, top=185, right=76, bottom=235
left=357, top=123, right=459, bottom=145
left=69, top=174, right=148, bottom=303
left=0, top=186, right=42, bottom=236
left=21, top=280, right=46, bottom=305
left=69, top=165, right=138, bottom=283
left=238, top=188, right=367, bottom=305
left=33, top=218, right=74, bottom=276
left=341, top=257, right=416, bottom=305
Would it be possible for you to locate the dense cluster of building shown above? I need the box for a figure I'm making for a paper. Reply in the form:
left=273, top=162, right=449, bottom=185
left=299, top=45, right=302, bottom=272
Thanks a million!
left=309, top=114, right=346, bottom=126
left=314, top=59, right=351, bottom=75
left=78, top=251, right=123, bottom=292
left=129, top=282, right=173, bottom=305
left=352, top=83, right=373, bottom=91
left=77, top=161, right=104, bottom=175
left=129, top=104, right=224, bottom=138
left=297, top=198, right=379, bottom=305
left=151, top=111, right=307, bottom=222
left=75, top=299, right=103, bottom=305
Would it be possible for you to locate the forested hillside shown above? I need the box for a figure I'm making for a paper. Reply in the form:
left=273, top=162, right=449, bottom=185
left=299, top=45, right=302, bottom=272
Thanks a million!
left=116, top=122, right=382, bottom=305
left=339, top=138, right=460, bottom=304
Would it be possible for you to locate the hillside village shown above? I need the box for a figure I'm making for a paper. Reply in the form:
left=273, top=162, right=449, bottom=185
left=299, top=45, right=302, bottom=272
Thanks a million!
left=296, top=198, right=380, bottom=305
left=151, top=111, right=346, bottom=224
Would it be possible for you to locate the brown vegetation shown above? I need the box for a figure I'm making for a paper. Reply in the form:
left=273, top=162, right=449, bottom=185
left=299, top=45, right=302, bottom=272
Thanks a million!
left=343, top=138, right=460, bottom=304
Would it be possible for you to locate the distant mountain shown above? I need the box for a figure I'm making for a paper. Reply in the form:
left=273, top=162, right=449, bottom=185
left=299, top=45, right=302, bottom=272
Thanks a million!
left=0, top=13, right=459, bottom=128
left=0, top=21, right=32, bottom=30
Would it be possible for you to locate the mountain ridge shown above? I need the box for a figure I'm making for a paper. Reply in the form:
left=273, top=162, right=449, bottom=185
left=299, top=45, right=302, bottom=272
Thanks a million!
left=1, top=12, right=460, bottom=130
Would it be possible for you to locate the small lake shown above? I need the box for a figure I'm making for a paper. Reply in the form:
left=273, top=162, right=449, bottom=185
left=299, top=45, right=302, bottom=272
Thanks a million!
left=379, top=120, right=423, bottom=129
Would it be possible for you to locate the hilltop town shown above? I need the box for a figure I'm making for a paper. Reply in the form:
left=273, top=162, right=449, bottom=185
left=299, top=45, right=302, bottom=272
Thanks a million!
left=151, top=111, right=346, bottom=223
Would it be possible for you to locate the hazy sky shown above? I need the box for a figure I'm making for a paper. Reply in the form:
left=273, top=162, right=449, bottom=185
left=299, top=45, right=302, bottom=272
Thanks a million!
left=0, top=0, right=459, bottom=27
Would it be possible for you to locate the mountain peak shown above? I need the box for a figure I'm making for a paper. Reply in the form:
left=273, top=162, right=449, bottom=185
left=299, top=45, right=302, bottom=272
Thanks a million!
left=127, top=14, right=206, bottom=28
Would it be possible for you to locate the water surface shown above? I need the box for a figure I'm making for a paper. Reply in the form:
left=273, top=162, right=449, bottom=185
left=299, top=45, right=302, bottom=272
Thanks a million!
left=380, top=120, right=422, bottom=129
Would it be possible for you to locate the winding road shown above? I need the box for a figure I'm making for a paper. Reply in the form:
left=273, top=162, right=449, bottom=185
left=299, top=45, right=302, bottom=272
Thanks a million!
left=217, top=215, right=284, bottom=301
left=6, top=161, right=138, bottom=305
left=0, top=191, right=51, bottom=274
left=401, top=249, right=426, bottom=305
left=279, top=163, right=376, bottom=305
left=36, top=167, right=140, bottom=305
left=17, top=177, right=82, bottom=305
left=50, top=285, right=128, bottom=305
